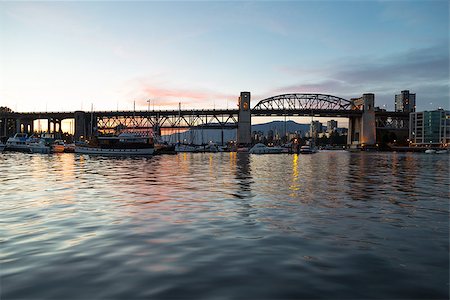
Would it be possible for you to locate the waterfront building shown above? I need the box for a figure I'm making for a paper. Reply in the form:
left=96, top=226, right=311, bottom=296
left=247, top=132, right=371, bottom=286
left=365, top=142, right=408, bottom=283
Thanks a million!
left=287, top=132, right=299, bottom=141
left=409, top=109, right=450, bottom=147
left=267, top=129, right=274, bottom=143
left=395, top=90, right=416, bottom=113
left=326, top=120, right=338, bottom=133
left=252, top=130, right=264, bottom=143
left=310, top=121, right=323, bottom=139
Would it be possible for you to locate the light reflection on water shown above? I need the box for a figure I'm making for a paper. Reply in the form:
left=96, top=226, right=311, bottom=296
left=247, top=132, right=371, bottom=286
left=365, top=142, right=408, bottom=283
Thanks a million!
left=1, top=151, right=449, bottom=299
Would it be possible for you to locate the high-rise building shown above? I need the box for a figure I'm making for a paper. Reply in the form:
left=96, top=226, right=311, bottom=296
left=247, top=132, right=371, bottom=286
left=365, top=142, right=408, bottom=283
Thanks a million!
left=395, top=90, right=416, bottom=113
left=409, top=109, right=450, bottom=146
left=310, top=121, right=323, bottom=139
left=326, top=120, right=338, bottom=133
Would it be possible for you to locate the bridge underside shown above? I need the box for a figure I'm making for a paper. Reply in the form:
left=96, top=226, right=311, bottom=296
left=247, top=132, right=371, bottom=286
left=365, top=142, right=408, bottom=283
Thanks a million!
left=95, top=110, right=239, bottom=136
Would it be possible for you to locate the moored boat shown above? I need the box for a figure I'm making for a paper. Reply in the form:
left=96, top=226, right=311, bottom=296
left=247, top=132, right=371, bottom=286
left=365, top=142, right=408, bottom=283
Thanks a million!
left=197, top=143, right=221, bottom=153
left=64, top=143, right=76, bottom=153
left=300, top=145, right=317, bottom=154
left=75, top=132, right=155, bottom=156
left=249, top=143, right=283, bottom=154
left=5, top=133, right=30, bottom=152
left=236, top=147, right=250, bottom=153
left=425, top=149, right=436, bottom=154
left=52, top=140, right=65, bottom=153
left=28, top=138, right=51, bottom=154
left=175, top=143, right=197, bottom=153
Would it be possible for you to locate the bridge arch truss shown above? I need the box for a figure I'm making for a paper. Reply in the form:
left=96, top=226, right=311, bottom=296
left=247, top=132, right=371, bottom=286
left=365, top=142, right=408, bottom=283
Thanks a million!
left=252, top=93, right=353, bottom=112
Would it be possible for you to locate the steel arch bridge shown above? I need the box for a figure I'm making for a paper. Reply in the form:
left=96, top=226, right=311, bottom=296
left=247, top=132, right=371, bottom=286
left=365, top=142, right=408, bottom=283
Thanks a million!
left=252, top=93, right=353, bottom=111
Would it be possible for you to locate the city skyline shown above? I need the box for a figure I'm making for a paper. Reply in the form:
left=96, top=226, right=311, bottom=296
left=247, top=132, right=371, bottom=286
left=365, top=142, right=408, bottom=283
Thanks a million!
left=1, top=1, right=448, bottom=113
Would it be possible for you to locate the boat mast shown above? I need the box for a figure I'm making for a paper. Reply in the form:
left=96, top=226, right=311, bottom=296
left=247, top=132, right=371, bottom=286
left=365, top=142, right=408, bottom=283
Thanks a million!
left=178, top=102, right=181, bottom=143
left=90, top=103, right=93, bottom=139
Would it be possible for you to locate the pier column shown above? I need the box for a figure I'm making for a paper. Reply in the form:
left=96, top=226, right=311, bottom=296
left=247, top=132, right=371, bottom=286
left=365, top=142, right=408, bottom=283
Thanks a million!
left=16, top=118, right=21, bottom=133
left=56, top=119, right=62, bottom=137
left=74, top=111, right=87, bottom=141
left=347, top=117, right=354, bottom=146
left=360, top=93, right=376, bottom=146
left=348, top=93, right=376, bottom=147
left=3, top=118, right=12, bottom=137
left=29, top=119, right=34, bottom=134
left=237, top=91, right=252, bottom=146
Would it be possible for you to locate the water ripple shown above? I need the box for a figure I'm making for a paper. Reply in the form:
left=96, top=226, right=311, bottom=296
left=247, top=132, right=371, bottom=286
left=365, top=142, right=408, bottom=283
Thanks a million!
left=1, top=152, right=448, bottom=299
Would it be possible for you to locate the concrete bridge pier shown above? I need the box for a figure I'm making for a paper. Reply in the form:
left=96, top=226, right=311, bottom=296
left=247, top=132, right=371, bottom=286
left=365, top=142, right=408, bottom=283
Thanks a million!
left=74, top=111, right=87, bottom=141
left=47, top=118, right=61, bottom=135
left=15, top=118, right=34, bottom=134
left=47, top=119, right=53, bottom=134
left=1, top=118, right=14, bottom=137
left=348, top=93, right=376, bottom=148
left=1, top=118, right=6, bottom=137
left=74, top=111, right=96, bottom=141
left=237, top=91, right=252, bottom=146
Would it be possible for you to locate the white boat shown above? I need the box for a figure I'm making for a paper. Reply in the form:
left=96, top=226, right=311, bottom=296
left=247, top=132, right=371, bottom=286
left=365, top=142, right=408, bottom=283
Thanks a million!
left=28, top=138, right=51, bottom=154
left=300, top=145, right=317, bottom=154
left=236, top=147, right=250, bottom=153
left=425, top=149, right=436, bottom=154
left=197, top=143, right=221, bottom=153
left=175, top=143, right=198, bottom=153
left=249, top=143, right=283, bottom=154
left=5, top=133, right=30, bottom=152
left=75, top=132, right=155, bottom=156
left=436, top=149, right=448, bottom=154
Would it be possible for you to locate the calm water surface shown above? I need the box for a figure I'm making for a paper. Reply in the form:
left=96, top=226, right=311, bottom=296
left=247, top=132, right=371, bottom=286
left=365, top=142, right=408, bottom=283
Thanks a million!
left=1, top=151, right=449, bottom=299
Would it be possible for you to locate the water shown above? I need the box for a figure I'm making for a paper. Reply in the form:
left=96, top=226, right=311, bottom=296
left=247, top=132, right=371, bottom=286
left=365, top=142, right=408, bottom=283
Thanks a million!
left=1, top=151, right=448, bottom=299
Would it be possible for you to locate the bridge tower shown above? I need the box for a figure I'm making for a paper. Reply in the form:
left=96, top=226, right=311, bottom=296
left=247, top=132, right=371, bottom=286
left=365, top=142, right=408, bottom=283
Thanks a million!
left=348, top=93, right=376, bottom=147
left=74, top=111, right=88, bottom=141
left=237, top=91, right=252, bottom=146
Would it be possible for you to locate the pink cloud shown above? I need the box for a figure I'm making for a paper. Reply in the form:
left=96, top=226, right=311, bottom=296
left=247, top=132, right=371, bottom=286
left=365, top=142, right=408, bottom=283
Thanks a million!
left=123, top=79, right=237, bottom=109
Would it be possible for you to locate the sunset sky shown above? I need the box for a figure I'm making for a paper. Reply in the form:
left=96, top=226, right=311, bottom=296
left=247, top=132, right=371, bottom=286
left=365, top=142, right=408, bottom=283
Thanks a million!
left=1, top=1, right=448, bottom=114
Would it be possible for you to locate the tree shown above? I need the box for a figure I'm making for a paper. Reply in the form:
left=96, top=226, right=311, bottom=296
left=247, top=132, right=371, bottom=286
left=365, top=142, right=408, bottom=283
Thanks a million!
left=0, top=107, right=12, bottom=113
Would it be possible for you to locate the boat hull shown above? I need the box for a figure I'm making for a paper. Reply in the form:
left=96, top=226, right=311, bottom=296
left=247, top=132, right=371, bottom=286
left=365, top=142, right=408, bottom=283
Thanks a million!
left=299, top=147, right=317, bottom=154
left=75, top=146, right=155, bottom=156
left=52, top=145, right=65, bottom=153
left=300, top=150, right=315, bottom=154
left=5, top=145, right=30, bottom=152
left=175, top=145, right=197, bottom=152
left=250, top=148, right=283, bottom=154
left=29, top=146, right=51, bottom=154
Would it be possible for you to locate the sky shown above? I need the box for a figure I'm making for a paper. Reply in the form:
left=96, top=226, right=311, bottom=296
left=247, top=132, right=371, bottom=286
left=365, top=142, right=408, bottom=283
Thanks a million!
left=0, top=0, right=449, bottom=117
